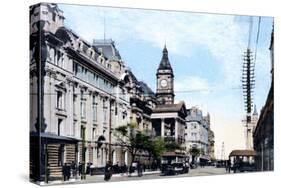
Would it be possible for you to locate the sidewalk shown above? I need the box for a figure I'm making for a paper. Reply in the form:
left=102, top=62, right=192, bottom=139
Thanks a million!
left=88, top=170, right=161, bottom=178
left=40, top=170, right=161, bottom=185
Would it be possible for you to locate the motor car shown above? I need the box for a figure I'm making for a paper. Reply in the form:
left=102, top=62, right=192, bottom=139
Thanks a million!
left=232, top=162, right=256, bottom=173
left=161, top=162, right=189, bottom=176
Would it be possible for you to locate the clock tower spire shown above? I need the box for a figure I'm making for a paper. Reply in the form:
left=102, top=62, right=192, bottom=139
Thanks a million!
left=156, top=45, right=174, bottom=105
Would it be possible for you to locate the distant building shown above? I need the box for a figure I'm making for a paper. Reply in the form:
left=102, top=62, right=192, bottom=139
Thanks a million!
left=245, top=105, right=258, bottom=150
left=253, top=25, right=274, bottom=171
left=185, top=107, right=211, bottom=162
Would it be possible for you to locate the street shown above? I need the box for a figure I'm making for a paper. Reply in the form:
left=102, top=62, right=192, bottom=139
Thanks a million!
left=44, top=166, right=228, bottom=185
left=83, top=166, right=228, bottom=183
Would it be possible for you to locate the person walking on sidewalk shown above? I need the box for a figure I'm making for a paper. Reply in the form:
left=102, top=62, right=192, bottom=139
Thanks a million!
left=104, top=161, right=112, bottom=181
left=137, top=162, right=143, bottom=177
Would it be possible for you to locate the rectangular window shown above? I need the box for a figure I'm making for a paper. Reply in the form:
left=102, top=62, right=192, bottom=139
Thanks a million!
left=58, top=119, right=63, bottom=136
left=92, top=127, right=96, bottom=140
left=56, top=91, right=64, bottom=110
left=92, top=96, right=97, bottom=122
left=103, top=99, right=107, bottom=124
left=73, top=94, right=77, bottom=115
left=80, top=125, right=84, bottom=139
left=81, top=101, right=86, bottom=118
left=80, top=91, right=86, bottom=118
left=72, top=121, right=76, bottom=137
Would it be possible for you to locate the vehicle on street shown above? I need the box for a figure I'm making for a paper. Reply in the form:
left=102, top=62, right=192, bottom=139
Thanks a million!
left=161, top=162, right=189, bottom=176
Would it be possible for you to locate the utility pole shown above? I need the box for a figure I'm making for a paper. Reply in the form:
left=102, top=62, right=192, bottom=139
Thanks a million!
left=242, top=16, right=255, bottom=149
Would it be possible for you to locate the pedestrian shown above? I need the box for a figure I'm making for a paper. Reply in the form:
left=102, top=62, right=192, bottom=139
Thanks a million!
left=90, top=163, right=95, bottom=176
left=63, top=163, right=68, bottom=181
left=66, top=163, right=71, bottom=180
left=78, top=162, right=82, bottom=176
left=227, top=160, right=231, bottom=173
left=71, top=161, right=77, bottom=178
left=104, top=161, right=112, bottom=181
left=137, top=162, right=143, bottom=177
left=46, top=163, right=50, bottom=183
left=123, top=164, right=128, bottom=175
left=115, top=162, right=120, bottom=174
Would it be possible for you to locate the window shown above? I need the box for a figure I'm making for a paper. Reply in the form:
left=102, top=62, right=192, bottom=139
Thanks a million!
left=56, top=91, right=64, bottom=110
left=57, top=51, right=62, bottom=66
left=92, top=127, right=96, bottom=140
left=58, top=119, right=63, bottom=136
left=72, top=121, right=76, bottom=137
left=103, top=99, right=107, bottom=124
left=80, top=125, right=85, bottom=139
left=73, top=94, right=77, bottom=115
left=92, top=96, right=97, bottom=122
left=81, top=101, right=86, bottom=118
left=80, top=91, right=86, bottom=118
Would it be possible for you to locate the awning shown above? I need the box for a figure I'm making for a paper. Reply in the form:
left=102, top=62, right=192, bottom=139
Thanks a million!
left=229, top=150, right=257, bottom=157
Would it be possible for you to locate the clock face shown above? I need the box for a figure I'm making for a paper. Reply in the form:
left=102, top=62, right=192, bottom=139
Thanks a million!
left=160, top=79, right=168, bottom=88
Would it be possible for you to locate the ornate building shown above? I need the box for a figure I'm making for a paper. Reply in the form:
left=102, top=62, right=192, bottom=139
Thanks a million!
left=156, top=45, right=174, bottom=105
left=152, top=45, right=187, bottom=164
left=29, top=3, right=152, bottom=182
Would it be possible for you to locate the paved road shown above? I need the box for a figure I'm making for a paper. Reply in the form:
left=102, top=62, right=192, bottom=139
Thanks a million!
left=81, top=166, right=227, bottom=184
left=45, top=166, right=228, bottom=185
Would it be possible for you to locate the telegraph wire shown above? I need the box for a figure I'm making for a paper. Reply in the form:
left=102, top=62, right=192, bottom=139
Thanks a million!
left=254, top=16, right=261, bottom=64
left=30, top=86, right=242, bottom=95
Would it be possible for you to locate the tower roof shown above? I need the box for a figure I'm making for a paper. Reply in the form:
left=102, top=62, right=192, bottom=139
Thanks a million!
left=158, top=45, right=173, bottom=71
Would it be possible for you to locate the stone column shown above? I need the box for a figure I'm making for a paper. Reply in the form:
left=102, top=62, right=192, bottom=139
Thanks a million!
left=161, top=118, right=165, bottom=137
left=175, top=118, right=178, bottom=142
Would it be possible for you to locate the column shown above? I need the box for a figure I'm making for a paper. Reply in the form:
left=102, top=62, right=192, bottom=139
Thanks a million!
left=161, top=118, right=165, bottom=137
left=175, top=118, right=178, bottom=142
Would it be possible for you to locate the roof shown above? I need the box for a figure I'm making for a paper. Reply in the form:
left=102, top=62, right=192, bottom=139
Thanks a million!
left=158, top=45, right=173, bottom=71
left=127, top=69, right=139, bottom=84
left=229, top=150, right=257, bottom=157
left=92, top=39, right=122, bottom=60
left=139, top=81, right=155, bottom=98
left=153, top=101, right=186, bottom=116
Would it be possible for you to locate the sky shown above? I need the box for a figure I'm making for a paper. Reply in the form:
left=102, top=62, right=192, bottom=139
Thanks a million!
left=58, top=4, right=273, bottom=158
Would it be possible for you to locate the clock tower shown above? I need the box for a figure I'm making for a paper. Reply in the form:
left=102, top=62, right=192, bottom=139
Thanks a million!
left=156, top=45, right=175, bottom=105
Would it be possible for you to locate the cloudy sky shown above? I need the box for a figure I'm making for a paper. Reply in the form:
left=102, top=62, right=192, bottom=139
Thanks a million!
left=58, top=4, right=273, bottom=158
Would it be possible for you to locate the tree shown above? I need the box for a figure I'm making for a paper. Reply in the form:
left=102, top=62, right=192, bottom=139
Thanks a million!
left=149, top=137, right=166, bottom=161
left=165, top=141, right=182, bottom=151
left=189, top=147, right=200, bottom=163
left=114, top=123, right=151, bottom=166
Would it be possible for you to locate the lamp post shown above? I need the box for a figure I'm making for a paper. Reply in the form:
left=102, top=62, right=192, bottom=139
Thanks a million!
left=81, top=125, right=86, bottom=180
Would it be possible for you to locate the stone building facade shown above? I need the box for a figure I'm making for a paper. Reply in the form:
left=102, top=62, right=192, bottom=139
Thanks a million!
left=30, top=3, right=217, bottom=183
left=29, top=3, right=155, bottom=182
left=253, top=25, right=274, bottom=171
left=185, top=107, right=211, bottom=162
